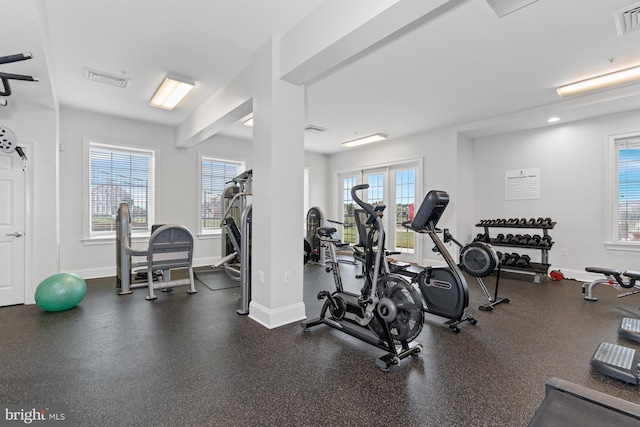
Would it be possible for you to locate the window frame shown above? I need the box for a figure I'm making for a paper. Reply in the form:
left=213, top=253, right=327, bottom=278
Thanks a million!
left=198, top=154, right=245, bottom=236
left=83, top=137, right=156, bottom=242
left=608, top=132, right=640, bottom=250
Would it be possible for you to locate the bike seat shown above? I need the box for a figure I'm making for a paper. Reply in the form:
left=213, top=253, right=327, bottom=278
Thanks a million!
left=317, top=227, right=337, bottom=237
left=585, top=267, right=622, bottom=276
left=624, top=270, right=640, bottom=280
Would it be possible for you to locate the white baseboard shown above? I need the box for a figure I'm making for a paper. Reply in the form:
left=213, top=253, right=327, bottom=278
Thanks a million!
left=249, top=301, right=306, bottom=329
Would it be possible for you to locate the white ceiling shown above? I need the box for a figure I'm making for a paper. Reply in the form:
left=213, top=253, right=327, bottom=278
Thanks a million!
left=3, top=0, right=640, bottom=154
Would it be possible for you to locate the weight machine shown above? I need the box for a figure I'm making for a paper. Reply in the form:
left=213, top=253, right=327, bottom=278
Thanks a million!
left=116, top=202, right=197, bottom=300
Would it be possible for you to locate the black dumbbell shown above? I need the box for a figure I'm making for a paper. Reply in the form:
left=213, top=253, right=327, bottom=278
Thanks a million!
left=496, top=233, right=505, bottom=243
left=528, top=234, right=541, bottom=246
left=501, top=253, right=512, bottom=265
left=505, top=253, right=520, bottom=266
left=515, top=254, right=531, bottom=268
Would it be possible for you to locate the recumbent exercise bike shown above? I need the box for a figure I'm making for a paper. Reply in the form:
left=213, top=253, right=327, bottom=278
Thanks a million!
left=301, top=184, right=425, bottom=371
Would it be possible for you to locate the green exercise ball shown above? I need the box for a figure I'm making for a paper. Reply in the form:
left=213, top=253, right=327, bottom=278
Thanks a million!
left=35, top=273, right=87, bottom=312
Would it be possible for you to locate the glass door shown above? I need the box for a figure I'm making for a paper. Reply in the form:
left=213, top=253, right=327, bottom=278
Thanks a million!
left=338, top=162, right=419, bottom=263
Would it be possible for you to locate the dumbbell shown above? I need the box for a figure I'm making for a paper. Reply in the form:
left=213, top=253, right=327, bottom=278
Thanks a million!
left=495, top=233, right=505, bottom=243
left=527, top=234, right=541, bottom=246
left=504, top=253, right=520, bottom=266
left=515, top=254, right=531, bottom=268
left=518, top=218, right=528, bottom=225
left=519, top=234, right=531, bottom=244
left=540, top=235, right=553, bottom=247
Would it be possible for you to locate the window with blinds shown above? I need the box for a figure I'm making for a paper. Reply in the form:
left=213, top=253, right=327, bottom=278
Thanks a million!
left=200, top=157, right=243, bottom=232
left=89, top=143, right=155, bottom=236
left=616, top=136, right=640, bottom=241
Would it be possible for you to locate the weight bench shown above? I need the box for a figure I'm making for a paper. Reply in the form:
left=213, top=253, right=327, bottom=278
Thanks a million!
left=582, top=267, right=640, bottom=301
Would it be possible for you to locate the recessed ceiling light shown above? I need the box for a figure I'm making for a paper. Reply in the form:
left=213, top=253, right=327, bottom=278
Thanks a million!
left=548, top=117, right=560, bottom=123
left=150, top=75, right=194, bottom=110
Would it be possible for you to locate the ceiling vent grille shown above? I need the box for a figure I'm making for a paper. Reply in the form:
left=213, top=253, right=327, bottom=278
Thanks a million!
left=614, top=2, right=640, bottom=36
left=83, top=67, right=130, bottom=88
left=305, top=125, right=328, bottom=134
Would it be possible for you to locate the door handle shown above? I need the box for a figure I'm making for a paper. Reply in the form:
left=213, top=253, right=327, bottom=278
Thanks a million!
left=5, top=232, right=23, bottom=237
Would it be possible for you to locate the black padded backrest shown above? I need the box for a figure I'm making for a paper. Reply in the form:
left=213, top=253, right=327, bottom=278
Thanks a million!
left=223, top=217, right=242, bottom=252
left=411, top=190, right=449, bottom=231
left=353, top=209, right=369, bottom=247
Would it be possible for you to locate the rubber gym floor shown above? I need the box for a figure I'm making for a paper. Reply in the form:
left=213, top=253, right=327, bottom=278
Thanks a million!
left=0, top=263, right=638, bottom=426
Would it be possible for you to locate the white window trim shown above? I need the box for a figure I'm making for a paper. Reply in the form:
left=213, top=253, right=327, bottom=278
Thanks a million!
left=82, top=137, right=156, bottom=243
left=605, top=131, right=640, bottom=251
left=198, top=154, right=245, bottom=236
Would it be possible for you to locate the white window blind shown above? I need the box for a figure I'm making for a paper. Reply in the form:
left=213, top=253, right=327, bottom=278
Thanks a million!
left=201, top=158, right=242, bottom=231
left=89, top=143, right=155, bottom=236
left=616, top=136, right=640, bottom=241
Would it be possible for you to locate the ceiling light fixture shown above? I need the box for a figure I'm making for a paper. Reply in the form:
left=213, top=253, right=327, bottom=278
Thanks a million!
left=547, top=117, right=560, bottom=123
left=341, top=133, right=388, bottom=148
left=556, top=65, right=640, bottom=97
left=150, top=75, right=194, bottom=110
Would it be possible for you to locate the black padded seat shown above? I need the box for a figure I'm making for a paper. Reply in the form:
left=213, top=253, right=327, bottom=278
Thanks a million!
left=585, top=267, right=622, bottom=276
left=624, top=270, right=640, bottom=280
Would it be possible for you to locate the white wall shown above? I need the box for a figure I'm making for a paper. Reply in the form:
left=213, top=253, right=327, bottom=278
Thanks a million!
left=456, top=133, right=476, bottom=244
left=0, top=103, right=59, bottom=304
left=473, top=109, right=640, bottom=280
left=304, top=151, right=330, bottom=213
left=58, top=107, right=252, bottom=278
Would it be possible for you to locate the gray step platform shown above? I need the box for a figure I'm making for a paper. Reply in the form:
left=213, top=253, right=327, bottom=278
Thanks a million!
left=590, top=342, right=640, bottom=384
left=619, top=317, right=640, bottom=343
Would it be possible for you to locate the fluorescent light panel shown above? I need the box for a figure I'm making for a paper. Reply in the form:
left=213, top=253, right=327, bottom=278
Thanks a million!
left=243, top=114, right=254, bottom=127
left=557, top=65, right=640, bottom=97
left=341, top=133, right=388, bottom=148
left=150, top=75, right=194, bottom=110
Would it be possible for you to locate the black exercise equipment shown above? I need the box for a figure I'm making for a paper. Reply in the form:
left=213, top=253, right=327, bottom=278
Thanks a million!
left=0, top=52, right=38, bottom=104
left=582, top=267, right=640, bottom=301
left=305, top=206, right=353, bottom=266
left=399, top=190, right=478, bottom=330
left=528, top=377, right=640, bottom=426
left=302, top=184, right=424, bottom=370
left=445, top=233, right=509, bottom=311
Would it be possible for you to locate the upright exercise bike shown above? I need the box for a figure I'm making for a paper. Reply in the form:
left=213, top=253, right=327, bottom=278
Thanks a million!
left=399, top=190, right=477, bottom=332
left=302, top=184, right=424, bottom=371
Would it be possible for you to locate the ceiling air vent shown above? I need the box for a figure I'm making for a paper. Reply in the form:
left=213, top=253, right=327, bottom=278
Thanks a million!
left=304, top=125, right=328, bottom=134
left=614, top=2, right=640, bottom=36
left=83, top=67, right=130, bottom=88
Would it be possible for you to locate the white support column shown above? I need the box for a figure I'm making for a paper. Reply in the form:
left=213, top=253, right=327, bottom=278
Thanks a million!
left=249, top=37, right=306, bottom=328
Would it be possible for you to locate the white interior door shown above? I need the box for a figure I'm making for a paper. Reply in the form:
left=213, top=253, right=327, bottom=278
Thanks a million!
left=0, top=152, right=26, bottom=306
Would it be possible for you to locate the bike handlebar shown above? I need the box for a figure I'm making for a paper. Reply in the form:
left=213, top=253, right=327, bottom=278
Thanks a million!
left=351, top=184, right=377, bottom=218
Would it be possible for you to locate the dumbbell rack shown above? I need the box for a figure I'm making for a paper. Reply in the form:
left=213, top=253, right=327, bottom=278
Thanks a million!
left=475, top=219, right=555, bottom=283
